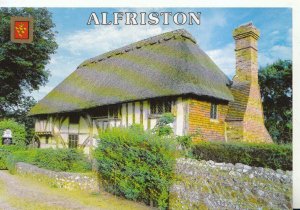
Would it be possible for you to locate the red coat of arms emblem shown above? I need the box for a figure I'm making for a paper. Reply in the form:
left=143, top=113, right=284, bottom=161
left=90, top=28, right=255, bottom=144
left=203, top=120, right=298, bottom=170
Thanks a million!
left=10, top=17, right=33, bottom=43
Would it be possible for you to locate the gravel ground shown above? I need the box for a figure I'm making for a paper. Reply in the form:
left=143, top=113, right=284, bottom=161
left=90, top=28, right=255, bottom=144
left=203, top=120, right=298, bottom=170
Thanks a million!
left=0, top=170, right=153, bottom=210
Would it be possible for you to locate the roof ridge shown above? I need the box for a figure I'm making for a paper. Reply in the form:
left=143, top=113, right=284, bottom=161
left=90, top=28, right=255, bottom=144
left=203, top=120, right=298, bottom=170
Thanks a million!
left=79, top=29, right=196, bottom=68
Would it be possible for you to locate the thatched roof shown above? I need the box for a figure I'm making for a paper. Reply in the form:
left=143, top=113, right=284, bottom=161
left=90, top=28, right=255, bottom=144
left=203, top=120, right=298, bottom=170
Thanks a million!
left=29, top=29, right=233, bottom=116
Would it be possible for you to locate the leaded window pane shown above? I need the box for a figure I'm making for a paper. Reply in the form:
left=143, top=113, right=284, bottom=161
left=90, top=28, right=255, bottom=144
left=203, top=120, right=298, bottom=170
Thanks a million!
left=69, top=134, right=78, bottom=148
left=164, top=101, right=172, bottom=113
left=210, top=103, right=217, bottom=119
left=150, top=101, right=157, bottom=114
left=157, top=103, right=164, bottom=114
left=150, top=99, right=172, bottom=114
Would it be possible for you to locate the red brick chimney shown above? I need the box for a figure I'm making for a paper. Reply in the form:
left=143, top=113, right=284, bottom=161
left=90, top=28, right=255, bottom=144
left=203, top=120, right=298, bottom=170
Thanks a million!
left=226, top=22, right=272, bottom=143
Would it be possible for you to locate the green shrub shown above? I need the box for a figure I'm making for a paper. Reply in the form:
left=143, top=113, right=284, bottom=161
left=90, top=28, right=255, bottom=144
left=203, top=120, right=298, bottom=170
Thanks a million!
left=0, top=119, right=26, bottom=146
left=176, top=135, right=192, bottom=149
left=34, top=148, right=91, bottom=172
left=94, top=127, right=177, bottom=209
left=192, top=142, right=292, bottom=170
left=12, top=149, right=38, bottom=164
left=154, top=113, right=175, bottom=136
left=0, top=149, right=9, bottom=169
left=0, top=145, right=91, bottom=173
left=0, top=145, right=26, bottom=169
left=5, top=153, right=17, bottom=174
left=0, top=145, right=26, bottom=152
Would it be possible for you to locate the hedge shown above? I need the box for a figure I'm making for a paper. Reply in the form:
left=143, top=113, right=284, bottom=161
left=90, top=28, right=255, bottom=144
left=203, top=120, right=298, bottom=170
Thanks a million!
left=0, top=145, right=26, bottom=169
left=93, top=125, right=178, bottom=209
left=34, top=148, right=92, bottom=172
left=192, top=141, right=292, bottom=171
left=0, top=146, right=91, bottom=173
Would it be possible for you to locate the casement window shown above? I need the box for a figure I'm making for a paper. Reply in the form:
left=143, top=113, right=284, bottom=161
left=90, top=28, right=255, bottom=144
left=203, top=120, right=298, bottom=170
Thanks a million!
left=108, top=105, right=120, bottom=119
left=98, top=107, right=109, bottom=118
left=90, top=105, right=120, bottom=119
left=150, top=100, right=172, bottom=115
left=68, top=134, right=78, bottom=148
left=210, top=103, right=218, bottom=119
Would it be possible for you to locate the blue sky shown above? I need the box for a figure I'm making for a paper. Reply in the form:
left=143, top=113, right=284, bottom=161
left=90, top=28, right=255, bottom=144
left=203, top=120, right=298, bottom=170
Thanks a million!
left=32, top=8, right=292, bottom=100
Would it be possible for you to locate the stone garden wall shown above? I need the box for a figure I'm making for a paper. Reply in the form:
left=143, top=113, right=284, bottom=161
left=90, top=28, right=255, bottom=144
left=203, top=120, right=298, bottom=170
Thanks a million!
left=15, top=162, right=99, bottom=193
left=170, top=158, right=292, bottom=210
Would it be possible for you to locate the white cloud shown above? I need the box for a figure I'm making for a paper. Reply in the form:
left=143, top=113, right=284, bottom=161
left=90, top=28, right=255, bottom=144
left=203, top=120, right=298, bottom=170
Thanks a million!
left=206, top=43, right=235, bottom=78
left=270, top=30, right=279, bottom=36
left=59, top=25, right=176, bottom=56
left=206, top=42, right=292, bottom=78
left=259, top=45, right=292, bottom=67
left=194, top=12, right=228, bottom=49
left=270, top=45, right=292, bottom=59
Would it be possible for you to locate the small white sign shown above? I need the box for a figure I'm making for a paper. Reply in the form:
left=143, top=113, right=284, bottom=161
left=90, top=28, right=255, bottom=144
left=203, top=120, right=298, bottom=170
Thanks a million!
left=3, top=129, right=12, bottom=138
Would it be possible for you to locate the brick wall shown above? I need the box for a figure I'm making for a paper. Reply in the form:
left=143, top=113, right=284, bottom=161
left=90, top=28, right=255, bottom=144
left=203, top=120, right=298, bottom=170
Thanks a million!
left=188, top=98, right=228, bottom=142
left=226, top=23, right=272, bottom=143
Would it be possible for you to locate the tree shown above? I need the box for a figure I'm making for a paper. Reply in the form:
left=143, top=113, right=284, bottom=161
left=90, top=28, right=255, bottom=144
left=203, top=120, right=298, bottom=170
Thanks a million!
left=0, top=8, right=57, bottom=117
left=259, top=60, right=292, bottom=144
left=5, top=96, right=37, bottom=144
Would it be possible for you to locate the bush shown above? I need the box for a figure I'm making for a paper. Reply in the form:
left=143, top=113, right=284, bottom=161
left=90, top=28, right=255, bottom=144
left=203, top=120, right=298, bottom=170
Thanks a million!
left=192, top=141, right=292, bottom=171
left=0, top=149, right=9, bottom=169
left=0, top=146, right=91, bottom=173
left=0, top=119, right=26, bottom=146
left=94, top=126, right=177, bottom=209
left=34, top=148, right=91, bottom=172
left=5, top=153, right=17, bottom=174
left=176, top=135, right=192, bottom=149
left=154, top=113, right=175, bottom=136
left=12, top=149, right=38, bottom=164
left=0, top=145, right=26, bottom=169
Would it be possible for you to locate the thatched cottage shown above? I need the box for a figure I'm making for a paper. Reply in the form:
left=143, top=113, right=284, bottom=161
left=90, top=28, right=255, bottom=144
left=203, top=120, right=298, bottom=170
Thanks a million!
left=29, top=23, right=272, bottom=153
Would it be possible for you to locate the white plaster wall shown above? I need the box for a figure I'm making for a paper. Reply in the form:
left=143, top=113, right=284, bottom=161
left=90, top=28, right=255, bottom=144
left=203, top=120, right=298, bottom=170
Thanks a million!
left=116, top=120, right=121, bottom=127
left=37, top=120, right=46, bottom=132
left=176, top=97, right=184, bottom=136
left=143, top=101, right=149, bottom=130
left=79, top=116, right=89, bottom=134
left=69, top=123, right=78, bottom=134
left=127, top=103, right=133, bottom=126
left=121, top=104, right=127, bottom=127
left=150, top=118, right=157, bottom=129
left=79, top=134, right=89, bottom=145
left=111, top=120, right=117, bottom=127
left=46, top=117, right=52, bottom=132
left=60, top=118, right=69, bottom=133
left=53, top=119, right=60, bottom=133
left=134, top=102, right=141, bottom=124
left=60, top=133, right=68, bottom=143
left=92, top=120, right=98, bottom=136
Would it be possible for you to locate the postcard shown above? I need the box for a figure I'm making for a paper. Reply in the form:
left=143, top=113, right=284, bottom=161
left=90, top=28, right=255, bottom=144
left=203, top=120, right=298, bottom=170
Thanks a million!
left=0, top=1, right=298, bottom=209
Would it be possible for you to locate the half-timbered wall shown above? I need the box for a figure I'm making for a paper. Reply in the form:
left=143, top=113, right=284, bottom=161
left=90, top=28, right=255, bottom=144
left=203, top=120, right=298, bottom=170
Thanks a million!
left=34, top=97, right=190, bottom=152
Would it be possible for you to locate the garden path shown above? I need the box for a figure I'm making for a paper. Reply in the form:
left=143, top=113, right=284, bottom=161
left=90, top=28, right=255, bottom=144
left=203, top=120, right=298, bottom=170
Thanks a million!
left=0, top=170, right=153, bottom=210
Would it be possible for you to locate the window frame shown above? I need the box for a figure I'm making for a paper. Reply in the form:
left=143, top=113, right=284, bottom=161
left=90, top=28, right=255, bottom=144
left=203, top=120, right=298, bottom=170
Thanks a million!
left=210, top=103, right=218, bottom=120
left=68, top=134, right=79, bottom=148
left=150, top=100, right=172, bottom=115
